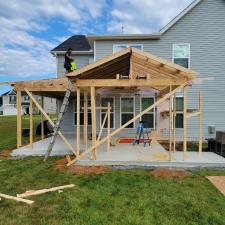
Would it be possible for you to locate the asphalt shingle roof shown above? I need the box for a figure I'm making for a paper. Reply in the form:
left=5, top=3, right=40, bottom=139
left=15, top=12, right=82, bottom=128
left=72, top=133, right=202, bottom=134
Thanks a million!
left=51, top=35, right=92, bottom=52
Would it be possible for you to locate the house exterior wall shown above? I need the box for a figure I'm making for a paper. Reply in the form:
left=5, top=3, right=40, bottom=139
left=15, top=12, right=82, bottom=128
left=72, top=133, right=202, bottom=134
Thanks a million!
left=56, top=0, right=225, bottom=141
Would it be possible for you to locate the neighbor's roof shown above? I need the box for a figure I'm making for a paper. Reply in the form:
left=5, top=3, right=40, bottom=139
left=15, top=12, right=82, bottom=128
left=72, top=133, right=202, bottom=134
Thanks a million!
left=160, top=0, right=202, bottom=33
left=51, top=35, right=93, bottom=53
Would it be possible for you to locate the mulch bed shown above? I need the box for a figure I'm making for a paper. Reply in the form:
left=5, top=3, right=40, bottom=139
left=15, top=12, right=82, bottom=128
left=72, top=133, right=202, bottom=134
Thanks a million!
left=151, top=168, right=191, bottom=180
left=207, top=176, right=225, bottom=196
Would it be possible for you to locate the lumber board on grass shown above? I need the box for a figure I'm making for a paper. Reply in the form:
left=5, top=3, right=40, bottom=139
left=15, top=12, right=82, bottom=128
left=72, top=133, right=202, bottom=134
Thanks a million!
left=0, top=193, right=34, bottom=205
left=17, top=184, right=75, bottom=198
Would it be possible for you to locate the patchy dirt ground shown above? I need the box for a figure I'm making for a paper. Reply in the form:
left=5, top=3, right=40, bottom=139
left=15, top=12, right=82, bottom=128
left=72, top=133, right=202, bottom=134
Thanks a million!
left=54, top=158, right=111, bottom=175
left=0, top=150, right=12, bottom=157
left=151, top=168, right=191, bottom=180
left=207, top=176, right=225, bottom=196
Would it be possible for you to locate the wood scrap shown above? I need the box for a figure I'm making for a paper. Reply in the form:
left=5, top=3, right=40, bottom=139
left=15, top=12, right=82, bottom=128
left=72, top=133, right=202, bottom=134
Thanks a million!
left=17, top=184, right=75, bottom=198
left=0, top=193, right=34, bottom=205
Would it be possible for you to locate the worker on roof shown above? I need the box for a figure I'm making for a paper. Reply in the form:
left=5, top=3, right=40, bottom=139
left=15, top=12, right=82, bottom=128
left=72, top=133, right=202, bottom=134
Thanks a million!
left=64, top=48, right=77, bottom=73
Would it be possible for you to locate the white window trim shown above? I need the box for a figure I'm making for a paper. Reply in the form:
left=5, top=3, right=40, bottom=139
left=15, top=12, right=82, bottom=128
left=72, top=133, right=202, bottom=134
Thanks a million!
left=113, top=44, right=143, bottom=53
left=100, top=96, right=115, bottom=129
left=120, top=96, right=135, bottom=129
left=172, top=43, right=191, bottom=69
left=73, top=98, right=92, bottom=126
left=173, top=95, right=184, bottom=129
left=140, top=96, right=155, bottom=129
left=8, top=95, right=16, bottom=105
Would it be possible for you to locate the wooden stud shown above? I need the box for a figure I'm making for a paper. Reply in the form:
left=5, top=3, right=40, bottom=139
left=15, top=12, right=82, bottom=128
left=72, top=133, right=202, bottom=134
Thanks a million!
left=183, top=86, right=188, bottom=160
left=173, top=93, right=176, bottom=152
left=169, top=86, right=172, bottom=161
left=199, top=92, right=202, bottom=153
left=29, top=93, right=33, bottom=149
left=76, top=88, right=80, bottom=156
left=0, top=193, right=34, bottom=205
left=83, top=91, right=88, bottom=149
left=41, top=96, right=44, bottom=140
left=67, top=83, right=188, bottom=166
left=17, top=90, right=22, bottom=148
left=24, top=89, right=75, bottom=156
left=97, top=111, right=108, bottom=142
left=107, top=102, right=111, bottom=152
left=91, top=86, right=96, bottom=160
left=17, top=184, right=75, bottom=198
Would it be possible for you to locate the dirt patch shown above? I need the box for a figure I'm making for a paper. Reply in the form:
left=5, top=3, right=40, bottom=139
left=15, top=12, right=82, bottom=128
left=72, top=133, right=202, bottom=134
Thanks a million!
left=54, top=158, right=111, bottom=175
left=151, top=168, right=191, bottom=180
left=207, top=176, right=225, bottom=196
left=0, top=150, right=12, bottom=157
left=70, top=165, right=111, bottom=175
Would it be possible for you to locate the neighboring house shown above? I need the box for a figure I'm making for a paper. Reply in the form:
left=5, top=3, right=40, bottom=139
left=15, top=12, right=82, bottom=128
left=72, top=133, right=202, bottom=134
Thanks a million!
left=1, top=89, right=57, bottom=115
left=50, top=0, right=225, bottom=141
left=0, top=96, right=3, bottom=115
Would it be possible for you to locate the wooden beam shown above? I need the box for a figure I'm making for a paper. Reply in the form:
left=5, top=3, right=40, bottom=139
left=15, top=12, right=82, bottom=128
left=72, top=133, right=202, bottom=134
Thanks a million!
left=97, top=110, right=108, bottom=143
left=76, top=88, right=80, bottom=156
left=199, top=92, right=202, bottom=153
left=183, top=86, right=188, bottom=160
left=74, top=79, right=188, bottom=87
left=169, top=86, right=172, bottom=161
left=17, top=90, right=22, bottom=148
left=29, top=93, right=33, bottom=149
left=0, top=193, right=34, bottom=205
left=83, top=91, right=88, bottom=149
left=24, top=89, right=75, bottom=155
left=17, top=184, right=75, bottom=198
left=187, top=111, right=200, bottom=119
left=41, top=96, right=44, bottom=140
left=173, top=93, right=176, bottom=153
left=107, top=102, right=111, bottom=152
left=67, top=82, right=188, bottom=166
left=91, top=87, right=97, bottom=160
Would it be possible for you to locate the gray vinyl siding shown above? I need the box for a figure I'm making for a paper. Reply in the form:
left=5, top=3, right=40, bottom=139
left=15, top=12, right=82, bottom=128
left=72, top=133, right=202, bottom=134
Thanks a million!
left=56, top=54, right=92, bottom=77
left=93, top=0, right=225, bottom=141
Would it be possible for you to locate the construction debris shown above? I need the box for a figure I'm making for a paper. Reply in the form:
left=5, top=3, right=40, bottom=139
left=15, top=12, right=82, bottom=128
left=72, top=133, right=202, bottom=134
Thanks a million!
left=0, top=193, right=34, bottom=205
left=207, top=176, right=225, bottom=196
left=17, top=184, right=75, bottom=198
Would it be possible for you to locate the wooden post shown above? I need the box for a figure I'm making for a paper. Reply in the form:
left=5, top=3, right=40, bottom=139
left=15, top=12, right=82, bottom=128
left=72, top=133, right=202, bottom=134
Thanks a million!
left=107, top=102, right=111, bottom=151
left=91, top=86, right=96, bottom=160
left=173, top=93, right=176, bottom=152
left=198, top=92, right=202, bottom=153
left=41, top=96, right=44, bottom=140
left=183, top=86, right=188, bottom=160
left=17, top=90, right=22, bottom=148
left=76, top=88, right=80, bottom=157
left=169, top=86, right=172, bottom=161
left=29, top=93, right=33, bottom=148
left=83, top=91, right=88, bottom=149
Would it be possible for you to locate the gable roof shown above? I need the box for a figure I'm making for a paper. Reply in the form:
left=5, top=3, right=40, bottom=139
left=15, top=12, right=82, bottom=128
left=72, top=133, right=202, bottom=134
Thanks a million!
left=160, top=0, right=202, bottom=34
left=66, top=47, right=197, bottom=88
left=51, top=35, right=93, bottom=53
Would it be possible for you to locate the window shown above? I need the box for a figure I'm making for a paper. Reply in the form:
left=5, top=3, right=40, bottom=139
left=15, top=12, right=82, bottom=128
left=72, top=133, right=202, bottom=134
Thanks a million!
left=100, top=97, right=115, bottom=129
left=175, top=97, right=184, bottom=128
left=23, top=96, right=30, bottom=102
left=74, top=97, right=92, bottom=125
left=120, top=97, right=135, bottom=128
left=9, top=95, right=16, bottom=104
left=173, top=44, right=190, bottom=68
left=113, top=44, right=143, bottom=53
left=141, top=97, right=155, bottom=128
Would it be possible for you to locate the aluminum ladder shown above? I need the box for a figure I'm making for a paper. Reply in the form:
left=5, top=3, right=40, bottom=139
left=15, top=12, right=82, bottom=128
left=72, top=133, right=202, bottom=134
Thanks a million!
left=44, top=79, right=73, bottom=161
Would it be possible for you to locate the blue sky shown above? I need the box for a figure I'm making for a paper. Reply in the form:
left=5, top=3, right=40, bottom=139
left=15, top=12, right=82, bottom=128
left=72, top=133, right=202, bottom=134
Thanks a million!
left=0, top=0, right=193, bottom=95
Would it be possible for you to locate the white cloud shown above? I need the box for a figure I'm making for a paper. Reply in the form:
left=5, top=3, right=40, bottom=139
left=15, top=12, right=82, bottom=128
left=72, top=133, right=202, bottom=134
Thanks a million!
left=108, top=0, right=194, bottom=34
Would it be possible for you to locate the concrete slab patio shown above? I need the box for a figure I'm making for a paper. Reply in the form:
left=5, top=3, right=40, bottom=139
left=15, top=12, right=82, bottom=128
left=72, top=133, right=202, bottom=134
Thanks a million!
left=12, top=134, right=225, bottom=168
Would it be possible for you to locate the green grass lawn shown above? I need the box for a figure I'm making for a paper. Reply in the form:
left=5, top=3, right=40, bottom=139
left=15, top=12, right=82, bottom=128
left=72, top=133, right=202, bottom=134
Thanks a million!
left=0, top=116, right=225, bottom=225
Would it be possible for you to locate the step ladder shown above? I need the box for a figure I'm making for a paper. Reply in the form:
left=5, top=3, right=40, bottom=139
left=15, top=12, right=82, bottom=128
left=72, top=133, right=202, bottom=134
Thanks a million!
left=44, top=79, right=73, bottom=161
left=133, top=121, right=151, bottom=147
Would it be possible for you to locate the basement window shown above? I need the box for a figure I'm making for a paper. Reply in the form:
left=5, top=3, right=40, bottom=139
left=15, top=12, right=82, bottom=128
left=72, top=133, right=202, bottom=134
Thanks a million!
left=113, top=44, right=143, bottom=53
left=140, top=97, right=155, bottom=129
left=100, top=97, right=115, bottom=129
left=120, top=97, right=135, bottom=128
left=173, top=44, right=190, bottom=68
left=74, top=98, right=92, bottom=126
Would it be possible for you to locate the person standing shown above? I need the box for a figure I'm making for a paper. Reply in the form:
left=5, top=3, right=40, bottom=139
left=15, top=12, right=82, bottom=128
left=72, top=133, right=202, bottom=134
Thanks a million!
left=64, top=48, right=76, bottom=73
